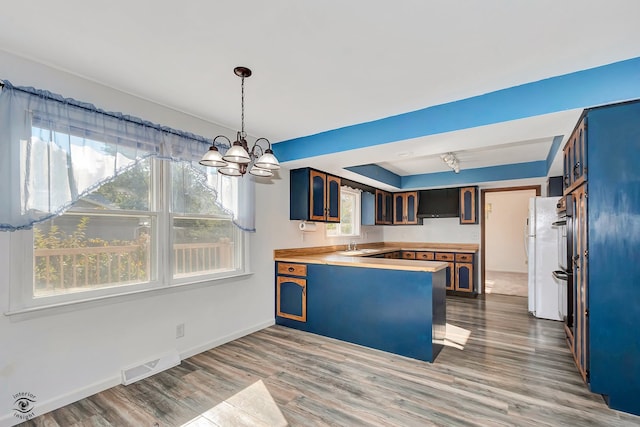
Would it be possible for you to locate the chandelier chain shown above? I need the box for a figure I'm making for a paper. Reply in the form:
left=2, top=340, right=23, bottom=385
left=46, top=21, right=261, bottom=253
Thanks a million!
left=240, top=74, right=245, bottom=138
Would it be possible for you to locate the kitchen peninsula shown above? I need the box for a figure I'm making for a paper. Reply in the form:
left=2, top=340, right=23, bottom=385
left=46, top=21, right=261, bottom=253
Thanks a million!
left=273, top=243, right=478, bottom=362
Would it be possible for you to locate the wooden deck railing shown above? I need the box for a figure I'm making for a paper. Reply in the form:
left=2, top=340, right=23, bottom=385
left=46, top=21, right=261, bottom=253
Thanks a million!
left=173, top=242, right=234, bottom=277
left=34, top=241, right=234, bottom=291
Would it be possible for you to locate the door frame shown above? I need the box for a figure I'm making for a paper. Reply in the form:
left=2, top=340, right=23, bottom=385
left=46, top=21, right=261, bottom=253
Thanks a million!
left=480, top=185, right=541, bottom=296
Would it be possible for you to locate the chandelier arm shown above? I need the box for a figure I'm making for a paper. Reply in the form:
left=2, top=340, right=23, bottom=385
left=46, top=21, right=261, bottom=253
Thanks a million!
left=212, top=134, right=232, bottom=149
left=254, top=137, right=272, bottom=150
left=250, top=137, right=273, bottom=160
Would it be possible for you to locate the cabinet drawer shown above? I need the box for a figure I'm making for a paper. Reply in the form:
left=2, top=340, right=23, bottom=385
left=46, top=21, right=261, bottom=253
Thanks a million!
left=455, top=253, right=474, bottom=262
left=416, top=251, right=435, bottom=261
left=402, top=251, right=416, bottom=260
left=435, top=252, right=454, bottom=261
left=277, top=263, right=307, bottom=277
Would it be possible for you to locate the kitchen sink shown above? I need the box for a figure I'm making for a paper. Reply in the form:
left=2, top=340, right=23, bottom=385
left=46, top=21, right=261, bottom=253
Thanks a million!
left=336, top=248, right=380, bottom=256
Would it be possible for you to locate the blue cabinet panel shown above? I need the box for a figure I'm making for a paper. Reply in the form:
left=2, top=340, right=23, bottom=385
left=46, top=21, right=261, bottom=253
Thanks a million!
left=456, top=264, right=472, bottom=291
left=289, top=168, right=310, bottom=220
left=328, top=178, right=340, bottom=219
left=407, top=193, right=416, bottom=222
left=311, top=174, right=325, bottom=218
left=279, top=280, right=304, bottom=317
left=459, top=186, right=478, bottom=224
left=395, top=194, right=404, bottom=223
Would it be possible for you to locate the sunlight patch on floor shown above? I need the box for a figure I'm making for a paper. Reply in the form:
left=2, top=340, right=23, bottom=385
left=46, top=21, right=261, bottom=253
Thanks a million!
left=444, top=323, right=471, bottom=350
left=485, top=279, right=496, bottom=294
left=181, top=380, right=288, bottom=427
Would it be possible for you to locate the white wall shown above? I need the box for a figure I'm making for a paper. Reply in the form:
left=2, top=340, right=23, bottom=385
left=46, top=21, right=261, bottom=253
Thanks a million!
left=382, top=217, right=480, bottom=244
left=484, top=189, right=537, bottom=273
left=0, top=51, right=259, bottom=426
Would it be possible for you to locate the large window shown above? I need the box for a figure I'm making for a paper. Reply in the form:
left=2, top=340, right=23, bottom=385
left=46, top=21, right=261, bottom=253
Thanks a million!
left=326, top=187, right=361, bottom=237
left=28, top=158, right=243, bottom=305
left=2, top=82, right=249, bottom=312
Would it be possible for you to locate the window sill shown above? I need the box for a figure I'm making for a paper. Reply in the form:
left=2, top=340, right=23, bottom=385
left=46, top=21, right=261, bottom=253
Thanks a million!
left=4, top=271, right=254, bottom=321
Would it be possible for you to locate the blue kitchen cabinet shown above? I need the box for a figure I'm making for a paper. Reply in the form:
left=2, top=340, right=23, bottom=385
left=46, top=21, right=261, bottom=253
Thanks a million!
left=434, top=252, right=455, bottom=291
left=564, top=99, right=640, bottom=416
left=290, top=168, right=340, bottom=222
left=394, top=191, right=421, bottom=225
left=459, top=186, right=478, bottom=224
left=375, top=189, right=393, bottom=224
left=415, top=251, right=475, bottom=294
left=454, top=253, right=474, bottom=293
left=275, top=262, right=307, bottom=323
left=275, top=262, right=446, bottom=363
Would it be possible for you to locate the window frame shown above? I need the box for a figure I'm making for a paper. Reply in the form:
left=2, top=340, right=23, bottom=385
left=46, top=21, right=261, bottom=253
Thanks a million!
left=8, top=157, right=249, bottom=314
left=326, top=186, right=362, bottom=238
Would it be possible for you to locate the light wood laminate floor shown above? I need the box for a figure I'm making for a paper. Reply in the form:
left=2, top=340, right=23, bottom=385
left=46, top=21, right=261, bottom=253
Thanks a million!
left=19, top=295, right=640, bottom=426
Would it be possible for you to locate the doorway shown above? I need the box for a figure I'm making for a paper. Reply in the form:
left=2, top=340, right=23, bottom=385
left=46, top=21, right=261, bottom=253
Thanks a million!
left=480, top=186, right=540, bottom=296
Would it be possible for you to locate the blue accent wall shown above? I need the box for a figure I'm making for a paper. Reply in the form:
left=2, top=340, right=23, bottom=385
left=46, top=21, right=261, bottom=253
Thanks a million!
left=273, top=57, right=640, bottom=164
left=274, top=57, right=640, bottom=186
left=344, top=164, right=401, bottom=188
left=401, top=161, right=546, bottom=189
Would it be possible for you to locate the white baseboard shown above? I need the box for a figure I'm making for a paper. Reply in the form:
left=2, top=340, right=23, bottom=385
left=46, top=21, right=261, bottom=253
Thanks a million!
left=0, top=377, right=120, bottom=427
left=180, top=319, right=275, bottom=360
left=0, top=319, right=275, bottom=427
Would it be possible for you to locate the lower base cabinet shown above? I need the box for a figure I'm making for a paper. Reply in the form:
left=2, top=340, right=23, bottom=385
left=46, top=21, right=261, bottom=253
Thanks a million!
left=415, top=251, right=475, bottom=294
left=275, top=262, right=446, bottom=362
left=276, top=262, right=307, bottom=323
left=454, top=253, right=474, bottom=293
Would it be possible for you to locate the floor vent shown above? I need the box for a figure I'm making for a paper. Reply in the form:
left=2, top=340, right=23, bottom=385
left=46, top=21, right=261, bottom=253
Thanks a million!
left=121, top=351, right=181, bottom=385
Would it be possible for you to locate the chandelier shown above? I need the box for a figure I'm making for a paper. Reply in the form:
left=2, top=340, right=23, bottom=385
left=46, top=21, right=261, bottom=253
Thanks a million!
left=199, top=67, right=280, bottom=177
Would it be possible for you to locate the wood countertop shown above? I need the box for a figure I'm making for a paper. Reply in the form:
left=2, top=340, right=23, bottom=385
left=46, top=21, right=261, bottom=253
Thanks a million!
left=273, top=242, right=477, bottom=272
left=274, top=242, right=478, bottom=258
left=275, top=253, right=448, bottom=273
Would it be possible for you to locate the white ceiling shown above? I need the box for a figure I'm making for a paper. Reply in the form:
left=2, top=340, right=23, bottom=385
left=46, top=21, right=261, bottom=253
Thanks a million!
left=1, top=1, right=640, bottom=187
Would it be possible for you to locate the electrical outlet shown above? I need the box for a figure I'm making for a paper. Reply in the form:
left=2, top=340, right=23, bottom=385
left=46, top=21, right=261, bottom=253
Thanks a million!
left=176, top=323, right=185, bottom=338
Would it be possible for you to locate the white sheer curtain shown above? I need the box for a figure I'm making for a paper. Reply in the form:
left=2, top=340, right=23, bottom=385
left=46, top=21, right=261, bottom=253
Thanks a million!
left=0, top=81, right=256, bottom=232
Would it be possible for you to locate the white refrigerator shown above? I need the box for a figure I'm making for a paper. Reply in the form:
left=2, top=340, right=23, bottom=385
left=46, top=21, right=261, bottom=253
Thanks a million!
left=526, top=196, right=562, bottom=321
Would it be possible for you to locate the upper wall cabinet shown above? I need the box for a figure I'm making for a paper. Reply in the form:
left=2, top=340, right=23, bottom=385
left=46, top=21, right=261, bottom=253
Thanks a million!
left=563, top=116, right=587, bottom=194
left=459, top=186, right=478, bottom=224
left=393, top=191, right=422, bottom=225
left=375, top=189, right=393, bottom=225
left=290, top=168, right=341, bottom=222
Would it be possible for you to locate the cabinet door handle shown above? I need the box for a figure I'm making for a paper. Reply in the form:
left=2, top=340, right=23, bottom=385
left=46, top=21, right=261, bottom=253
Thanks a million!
left=573, top=162, right=581, bottom=177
